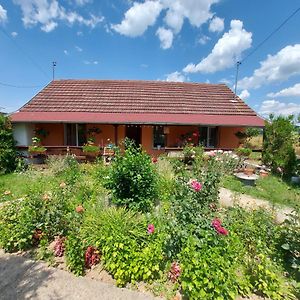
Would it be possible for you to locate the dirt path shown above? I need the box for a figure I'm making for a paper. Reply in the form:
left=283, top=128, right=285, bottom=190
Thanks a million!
left=219, top=187, right=293, bottom=223
left=0, top=250, right=159, bottom=300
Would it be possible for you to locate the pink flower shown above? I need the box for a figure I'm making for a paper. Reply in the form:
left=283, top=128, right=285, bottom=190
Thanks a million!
left=211, top=218, right=222, bottom=228
left=76, top=205, right=84, bottom=213
left=211, top=218, right=229, bottom=236
left=189, top=179, right=202, bottom=192
left=207, top=151, right=216, bottom=157
left=152, top=157, right=158, bottom=163
left=147, top=224, right=155, bottom=234
left=168, top=261, right=181, bottom=282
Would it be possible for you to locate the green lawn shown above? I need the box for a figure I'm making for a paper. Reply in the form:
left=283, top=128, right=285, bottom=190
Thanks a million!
left=222, top=174, right=300, bottom=209
left=0, top=171, right=59, bottom=203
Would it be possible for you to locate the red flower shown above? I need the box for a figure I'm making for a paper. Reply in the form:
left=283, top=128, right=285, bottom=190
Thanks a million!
left=85, top=246, right=100, bottom=268
left=168, top=261, right=181, bottom=282
left=76, top=205, right=84, bottom=213
left=189, top=179, right=202, bottom=192
left=152, top=157, right=158, bottom=163
left=211, top=218, right=229, bottom=236
left=147, top=223, right=155, bottom=234
left=192, top=132, right=199, bottom=137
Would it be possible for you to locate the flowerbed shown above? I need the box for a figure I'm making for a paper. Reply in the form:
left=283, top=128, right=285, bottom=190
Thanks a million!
left=0, top=144, right=299, bottom=299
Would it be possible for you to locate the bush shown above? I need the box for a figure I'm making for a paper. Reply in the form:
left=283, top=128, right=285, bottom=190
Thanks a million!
left=0, top=184, right=73, bottom=251
left=236, top=147, right=252, bottom=157
left=0, top=115, right=17, bottom=174
left=107, top=139, right=158, bottom=212
left=179, top=233, right=246, bottom=300
left=81, top=206, right=166, bottom=285
left=263, top=115, right=297, bottom=176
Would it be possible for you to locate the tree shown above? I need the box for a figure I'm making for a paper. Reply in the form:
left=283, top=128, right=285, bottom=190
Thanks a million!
left=263, top=115, right=296, bottom=177
left=0, top=115, right=18, bottom=174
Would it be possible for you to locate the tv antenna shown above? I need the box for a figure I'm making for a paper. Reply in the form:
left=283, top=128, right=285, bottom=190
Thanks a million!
left=52, top=61, right=57, bottom=80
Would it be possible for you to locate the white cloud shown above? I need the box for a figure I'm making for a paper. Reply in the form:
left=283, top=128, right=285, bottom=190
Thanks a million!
left=239, top=89, right=250, bottom=99
left=75, top=45, right=83, bottom=52
left=163, top=0, right=219, bottom=33
left=165, top=71, right=186, bottom=82
left=259, top=100, right=300, bottom=117
left=0, top=4, right=7, bottom=23
left=209, top=16, right=224, bottom=32
left=239, top=44, right=300, bottom=89
left=198, top=35, right=210, bottom=45
left=219, top=78, right=232, bottom=85
left=64, top=49, right=69, bottom=55
left=73, top=0, right=92, bottom=6
left=11, top=31, right=18, bottom=37
left=13, top=0, right=103, bottom=32
left=140, top=63, right=148, bottom=68
left=112, top=1, right=162, bottom=37
left=84, top=60, right=98, bottom=65
left=183, top=20, right=252, bottom=73
left=112, top=0, right=219, bottom=46
left=156, top=27, right=173, bottom=49
left=77, top=31, right=83, bottom=36
left=267, top=83, right=300, bottom=98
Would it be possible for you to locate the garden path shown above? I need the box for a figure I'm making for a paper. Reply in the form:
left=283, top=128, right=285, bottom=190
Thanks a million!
left=0, top=250, right=160, bottom=300
left=219, top=187, right=293, bottom=223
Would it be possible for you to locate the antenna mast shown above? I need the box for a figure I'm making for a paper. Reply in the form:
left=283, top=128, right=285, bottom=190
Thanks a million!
left=52, top=61, right=57, bottom=80
left=234, top=61, right=241, bottom=100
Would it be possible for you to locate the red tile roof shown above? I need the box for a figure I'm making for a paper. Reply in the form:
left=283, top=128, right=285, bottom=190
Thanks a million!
left=11, top=80, right=264, bottom=126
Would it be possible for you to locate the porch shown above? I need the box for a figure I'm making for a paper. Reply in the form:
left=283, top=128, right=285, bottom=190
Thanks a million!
left=14, top=123, right=244, bottom=157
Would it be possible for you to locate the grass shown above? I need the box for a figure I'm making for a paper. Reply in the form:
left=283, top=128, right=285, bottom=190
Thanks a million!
left=222, top=174, right=300, bottom=209
left=0, top=170, right=59, bottom=203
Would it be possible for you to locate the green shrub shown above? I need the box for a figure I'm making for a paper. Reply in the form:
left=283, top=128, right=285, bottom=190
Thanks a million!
left=81, top=206, right=166, bottom=285
left=107, top=139, right=158, bottom=212
left=236, top=147, right=252, bottom=157
left=0, top=115, right=17, bottom=174
left=263, top=115, right=297, bottom=176
left=0, top=184, right=73, bottom=251
left=65, top=234, right=85, bottom=276
left=179, top=234, right=246, bottom=300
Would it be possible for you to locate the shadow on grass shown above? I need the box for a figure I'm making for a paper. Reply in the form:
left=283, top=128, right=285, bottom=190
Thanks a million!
left=0, top=252, right=57, bottom=300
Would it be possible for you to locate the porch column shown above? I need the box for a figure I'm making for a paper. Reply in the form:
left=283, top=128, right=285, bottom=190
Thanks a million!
left=114, top=125, right=119, bottom=145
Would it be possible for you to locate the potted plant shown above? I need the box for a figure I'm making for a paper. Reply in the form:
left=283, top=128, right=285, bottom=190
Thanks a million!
left=82, top=138, right=100, bottom=158
left=28, top=137, right=47, bottom=164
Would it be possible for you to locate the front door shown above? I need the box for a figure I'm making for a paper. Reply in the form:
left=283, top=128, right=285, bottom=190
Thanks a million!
left=125, top=125, right=141, bottom=146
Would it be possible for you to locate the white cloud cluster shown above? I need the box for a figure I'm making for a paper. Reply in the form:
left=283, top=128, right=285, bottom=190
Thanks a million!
left=84, top=60, right=98, bottom=65
left=11, top=31, right=18, bottom=37
left=156, top=27, right=173, bottom=49
left=198, top=35, right=210, bottom=45
left=0, top=4, right=7, bottom=23
left=183, top=20, right=252, bottom=73
left=13, top=0, right=103, bottom=32
left=267, top=83, right=300, bottom=98
left=209, top=16, right=224, bottom=33
left=112, top=1, right=162, bottom=37
left=259, top=100, right=300, bottom=117
left=73, top=0, right=92, bottom=6
left=239, top=44, right=300, bottom=89
left=239, top=89, right=250, bottom=99
left=165, top=71, right=186, bottom=82
left=112, top=0, right=220, bottom=49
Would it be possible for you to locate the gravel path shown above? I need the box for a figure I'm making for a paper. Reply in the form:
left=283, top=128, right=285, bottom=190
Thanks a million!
left=0, top=250, right=160, bottom=300
left=219, top=187, right=293, bottom=223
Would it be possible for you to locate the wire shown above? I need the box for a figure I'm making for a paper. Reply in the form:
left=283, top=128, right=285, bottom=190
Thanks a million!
left=0, top=81, right=46, bottom=88
left=0, top=27, right=50, bottom=80
left=241, top=6, right=300, bottom=64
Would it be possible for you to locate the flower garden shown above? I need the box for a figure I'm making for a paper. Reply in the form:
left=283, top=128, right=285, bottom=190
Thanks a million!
left=0, top=137, right=299, bottom=300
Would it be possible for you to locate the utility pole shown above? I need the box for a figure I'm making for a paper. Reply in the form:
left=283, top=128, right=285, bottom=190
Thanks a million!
left=52, top=61, right=57, bottom=80
left=234, top=61, right=241, bottom=100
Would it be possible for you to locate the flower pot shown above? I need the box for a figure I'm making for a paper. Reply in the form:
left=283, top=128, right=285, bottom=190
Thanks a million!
left=259, top=170, right=269, bottom=177
left=243, top=168, right=255, bottom=176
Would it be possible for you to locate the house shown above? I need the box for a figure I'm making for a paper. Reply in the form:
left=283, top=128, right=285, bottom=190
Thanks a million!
left=10, top=79, right=264, bottom=156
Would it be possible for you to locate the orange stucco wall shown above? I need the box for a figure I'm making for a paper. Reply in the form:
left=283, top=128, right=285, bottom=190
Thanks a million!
left=33, top=123, right=243, bottom=154
left=35, top=123, right=64, bottom=146
left=218, top=127, right=243, bottom=148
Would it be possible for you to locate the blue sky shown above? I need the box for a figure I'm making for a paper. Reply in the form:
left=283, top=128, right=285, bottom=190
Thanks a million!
left=0, top=0, right=300, bottom=116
